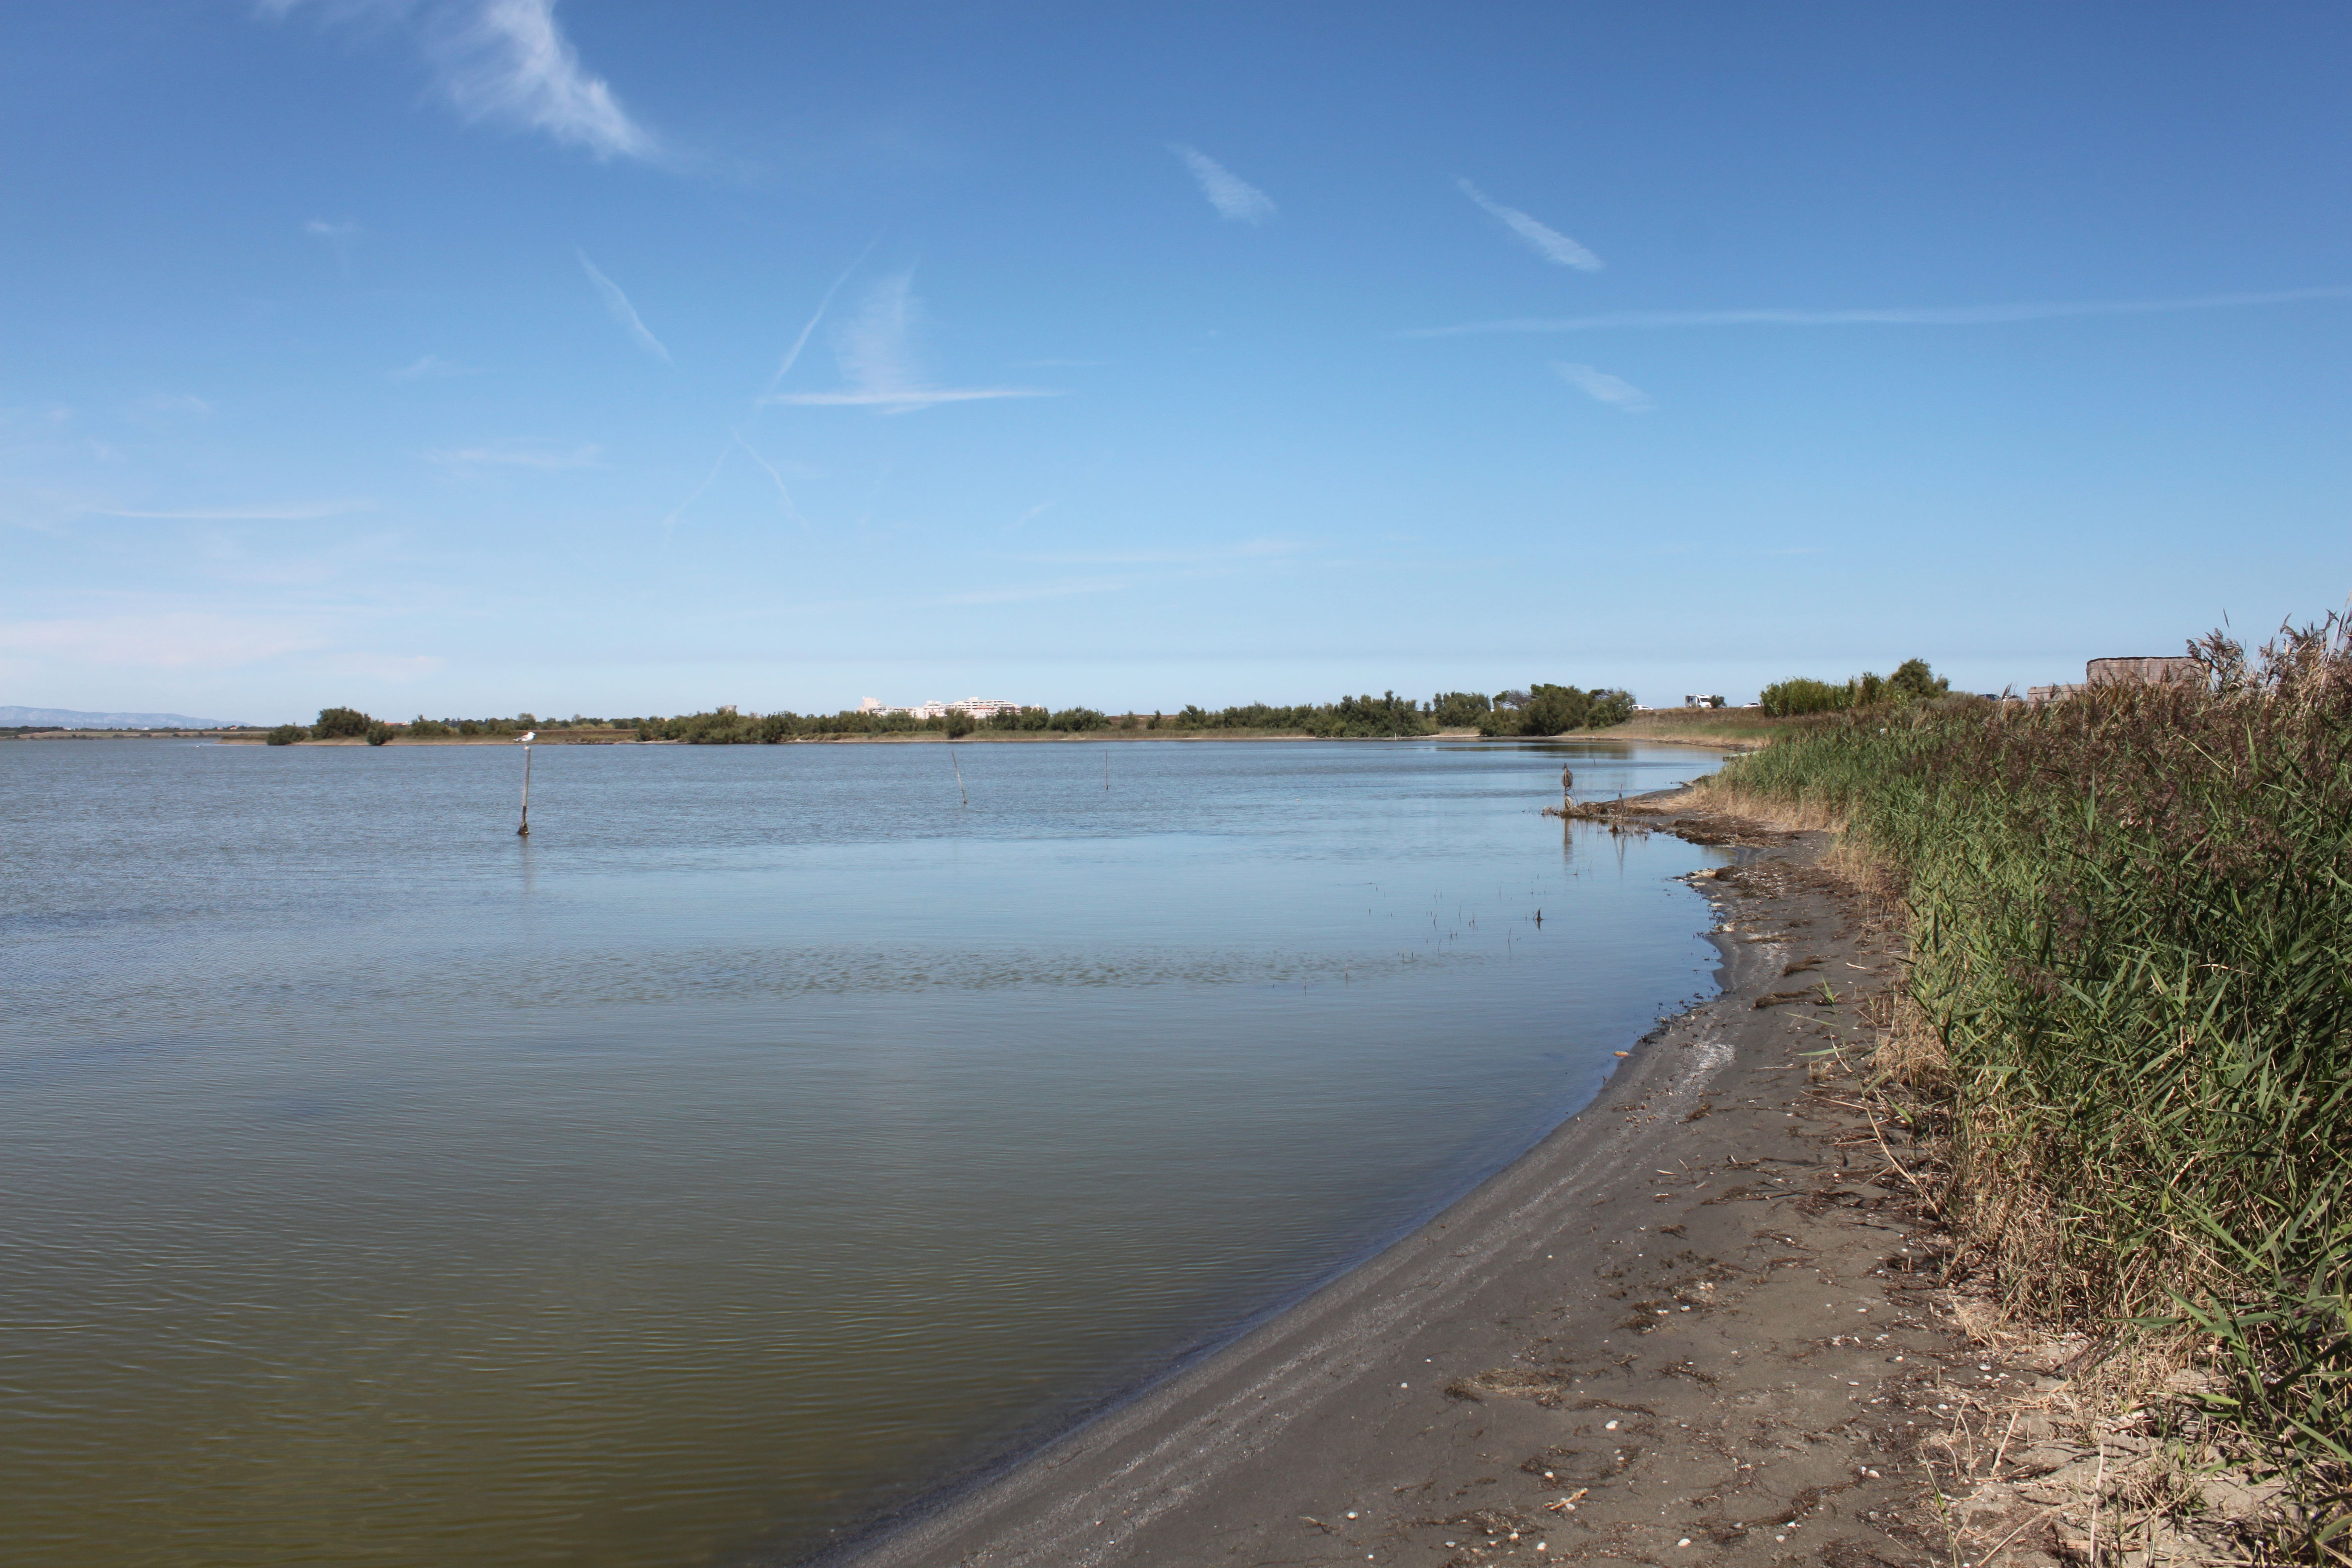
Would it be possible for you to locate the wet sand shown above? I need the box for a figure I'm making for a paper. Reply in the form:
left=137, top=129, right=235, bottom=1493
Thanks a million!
left=835, top=806, right=1961, bottom=1568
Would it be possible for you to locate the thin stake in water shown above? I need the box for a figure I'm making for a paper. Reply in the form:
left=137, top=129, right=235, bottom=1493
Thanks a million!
left=951, top=744, right=967, bottom=807
left=515, top=730, right=536, bottom=837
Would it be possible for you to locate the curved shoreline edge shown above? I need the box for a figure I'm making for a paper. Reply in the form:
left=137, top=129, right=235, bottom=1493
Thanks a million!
left=820, top=810, right=1968, bottom=1568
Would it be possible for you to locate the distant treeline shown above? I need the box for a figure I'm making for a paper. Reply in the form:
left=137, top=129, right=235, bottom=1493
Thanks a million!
left=1758, top=658, right=1950, bottom=718
left=266, top=709, right=630, bottom=745
left=269, top=687, right=1636, bottom=746
left=634, top=686, right=1634, bottom=744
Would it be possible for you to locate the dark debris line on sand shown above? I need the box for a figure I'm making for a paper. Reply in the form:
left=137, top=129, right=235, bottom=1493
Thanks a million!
left=843, top=815, right=2001, bottom=1568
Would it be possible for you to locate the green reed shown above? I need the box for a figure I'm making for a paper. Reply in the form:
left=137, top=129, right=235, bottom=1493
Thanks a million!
left=1713, top=624, right=2351, bottom=1547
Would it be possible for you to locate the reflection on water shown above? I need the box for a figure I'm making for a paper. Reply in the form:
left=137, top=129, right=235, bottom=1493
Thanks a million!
left=0, top=738, right=1726, bottom=1567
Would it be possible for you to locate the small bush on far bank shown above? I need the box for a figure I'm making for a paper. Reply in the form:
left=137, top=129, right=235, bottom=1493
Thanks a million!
left=1430, top=690, right=1493, bottom=727
left=1474, top=684, right=1634, bottom=737
left=1760, top=658, right=1949, bottom=717
left=265, top=724, right=306, bottom=745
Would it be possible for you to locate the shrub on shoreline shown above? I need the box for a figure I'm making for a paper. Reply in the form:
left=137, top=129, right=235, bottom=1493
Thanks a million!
left=1474, top=683, right=1634, bottom=737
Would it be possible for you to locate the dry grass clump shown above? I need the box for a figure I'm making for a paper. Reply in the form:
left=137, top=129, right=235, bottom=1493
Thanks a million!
left=1678, top=776, right=1847, bottom=834
left=1710, top=618, right=2352, bottom=1561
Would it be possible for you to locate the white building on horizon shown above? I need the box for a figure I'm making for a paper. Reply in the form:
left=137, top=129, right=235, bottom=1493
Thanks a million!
left=858, top=696, right=1018, bottom=721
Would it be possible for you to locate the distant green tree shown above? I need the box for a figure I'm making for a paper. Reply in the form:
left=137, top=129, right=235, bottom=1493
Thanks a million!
left=409, top=716, right=451, bottom=737
left=1480, top=684, right=1634, bottom=736
left=1306, top=691, right=1432, bottom=737
left=1430, top=691, right=1492, bottom=727
left=364, top=721, right=395, bottom=746
left=1532, top=686, right=1589, bottom=735
left=1050, top=707, right=1107, bottom=732
left=1760, top=663, right=1939, bottom=717
left=1759, top=678, right=1850, bottom=717
left=265, top=724, right=307, bottom=745
left=313, top=706, right=372, bottom=738
left=944, top=708, right=975, bottom=737
left=1887, top=658, right=1950, bottom=701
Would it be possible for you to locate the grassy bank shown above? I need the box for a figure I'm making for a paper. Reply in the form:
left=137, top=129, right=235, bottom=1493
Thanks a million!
left=1701, top=625, right=2350, bottom=1554
left=1609, top=707, right=1824, bottom=749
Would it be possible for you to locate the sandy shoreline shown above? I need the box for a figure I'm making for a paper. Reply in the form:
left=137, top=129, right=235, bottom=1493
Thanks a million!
left=825, top=805, right=1963, bottom=1568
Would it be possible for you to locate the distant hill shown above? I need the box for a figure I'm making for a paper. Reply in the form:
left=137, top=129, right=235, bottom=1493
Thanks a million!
left=0, top=706, right=250, bottom=729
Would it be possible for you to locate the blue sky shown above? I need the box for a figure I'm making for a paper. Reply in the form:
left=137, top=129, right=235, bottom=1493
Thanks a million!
left=3, top=2, right=2348, bottom=721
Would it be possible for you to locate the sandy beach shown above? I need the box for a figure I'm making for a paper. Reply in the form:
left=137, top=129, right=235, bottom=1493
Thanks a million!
left=831, top=803, right=1967, bottom=1568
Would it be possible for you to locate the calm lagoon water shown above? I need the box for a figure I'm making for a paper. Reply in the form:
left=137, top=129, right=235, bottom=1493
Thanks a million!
left=0, top=737, right=1728, bottom=1568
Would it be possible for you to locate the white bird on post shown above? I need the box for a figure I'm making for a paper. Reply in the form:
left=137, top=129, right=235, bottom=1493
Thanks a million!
left=516, top=732, right=536, bottom=837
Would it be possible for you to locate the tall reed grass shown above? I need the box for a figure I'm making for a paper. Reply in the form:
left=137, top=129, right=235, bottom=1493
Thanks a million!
left=1711, top=621, right=2351, bottom=1549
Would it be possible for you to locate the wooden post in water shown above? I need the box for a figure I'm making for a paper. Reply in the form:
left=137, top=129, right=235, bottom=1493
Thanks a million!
left=950, top=744, right=967, bottom=808
left=517, top=731, right=536, bottom=837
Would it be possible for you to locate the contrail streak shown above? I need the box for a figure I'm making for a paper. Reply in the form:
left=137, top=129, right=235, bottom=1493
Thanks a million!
left=1403, top=285, right=2352, bottom=337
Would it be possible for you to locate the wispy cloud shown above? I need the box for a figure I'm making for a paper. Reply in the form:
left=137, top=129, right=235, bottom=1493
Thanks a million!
left=1457, top=179, right=1602, bottom=271
left=1553, top=362, right=1655, bottom=412
left=128, top=393, right=212, bottom=418
left=304, top=215, right=359, bottom=277
left=726, top=428, right=809, bottom=529
left=763, top=389, right=1058, bottom=408
left=578, top=251, right=670, bottom=361
left=760, top=248, right=872, bottom=401
left=1170, top=145, right=1276, bottom=224
left=1008, top=537, right=1311, bottom=566
left=761, top=271, right=1057, bottom=414
left=431, top=0, right=655, bottom=158
left=263, top=0, right=657, bottom=161
left=747, top=575, right=1131, bottom=620
left=933, top=577, right=1128, bottom=608
left=1408, top=284, right=2352, bottom=338
left=389, top=354, right=479, bottom=380
left=425, top=439, right=601, bottom=468
left=0, top=609, right=333, bottom=670
left=660, top=247, right=872, bottom=536
left=98, top=500, right=371, bottom=520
